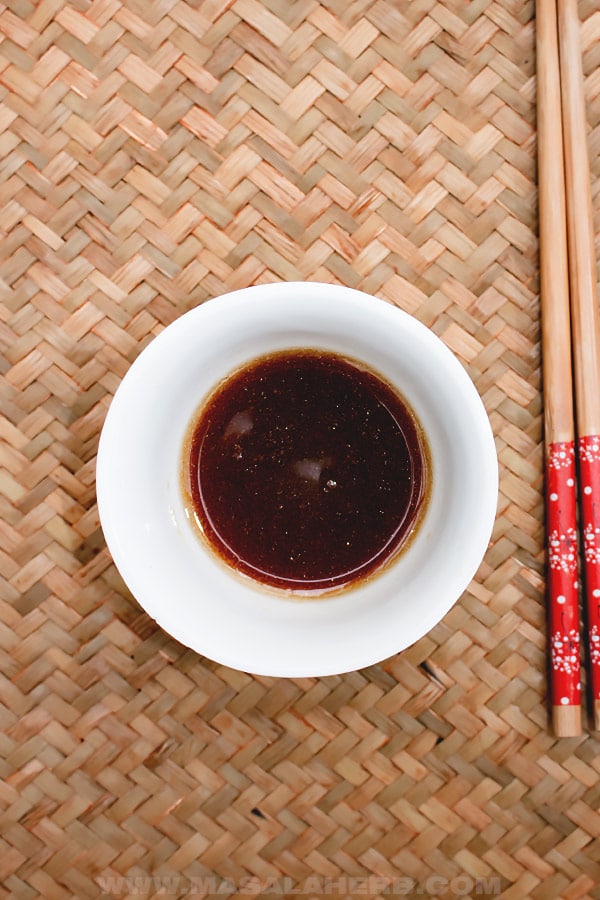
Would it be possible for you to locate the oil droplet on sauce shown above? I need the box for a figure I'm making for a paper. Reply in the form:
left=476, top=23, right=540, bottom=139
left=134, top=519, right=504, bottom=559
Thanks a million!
left=185, top=350, right=429, bottom=592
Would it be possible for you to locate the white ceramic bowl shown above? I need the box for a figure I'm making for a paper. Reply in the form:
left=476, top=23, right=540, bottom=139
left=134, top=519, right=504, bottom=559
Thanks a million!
left=96, top=283, right=497, bottom=676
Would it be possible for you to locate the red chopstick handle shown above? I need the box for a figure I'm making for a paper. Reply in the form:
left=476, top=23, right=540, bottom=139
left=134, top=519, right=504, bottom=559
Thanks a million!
left=546, top=441, right=581, bottom=712
left=578, top=435, right=600, bottom=714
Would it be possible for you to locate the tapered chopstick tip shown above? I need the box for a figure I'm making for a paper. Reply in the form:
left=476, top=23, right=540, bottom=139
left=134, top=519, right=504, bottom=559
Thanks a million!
left=553, top=705, right=582, bottom=737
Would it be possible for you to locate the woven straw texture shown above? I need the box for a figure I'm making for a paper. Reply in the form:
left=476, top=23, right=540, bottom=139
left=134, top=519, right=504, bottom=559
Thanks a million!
left=2, top=1, right=600, bottom=898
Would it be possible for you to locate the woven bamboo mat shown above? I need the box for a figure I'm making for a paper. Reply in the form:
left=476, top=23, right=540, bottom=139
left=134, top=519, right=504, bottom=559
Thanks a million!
left=2, top=0, right=600, bottom=898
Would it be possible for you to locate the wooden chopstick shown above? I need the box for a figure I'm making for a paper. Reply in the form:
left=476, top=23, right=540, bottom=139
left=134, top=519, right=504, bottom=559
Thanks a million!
left=536, top=0, right=582, bottom=737
left=557, top=0, right=600, bottom=731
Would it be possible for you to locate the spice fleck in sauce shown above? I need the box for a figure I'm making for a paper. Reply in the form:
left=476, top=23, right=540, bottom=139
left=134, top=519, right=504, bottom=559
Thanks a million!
left=186, top=350, right=429, bottom=592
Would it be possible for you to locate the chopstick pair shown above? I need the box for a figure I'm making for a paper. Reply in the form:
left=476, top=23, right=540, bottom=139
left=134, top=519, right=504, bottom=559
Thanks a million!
left=537, top=0, right=600, bottom=737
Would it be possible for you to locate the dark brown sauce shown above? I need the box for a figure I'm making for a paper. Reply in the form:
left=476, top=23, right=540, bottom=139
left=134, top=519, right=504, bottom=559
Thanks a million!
left=185, top=350, right=429, bottom=592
